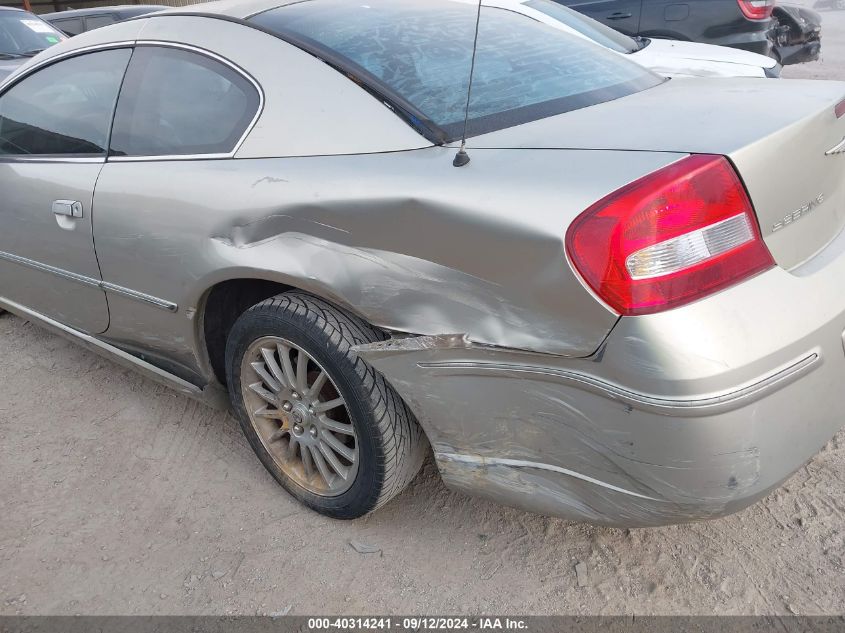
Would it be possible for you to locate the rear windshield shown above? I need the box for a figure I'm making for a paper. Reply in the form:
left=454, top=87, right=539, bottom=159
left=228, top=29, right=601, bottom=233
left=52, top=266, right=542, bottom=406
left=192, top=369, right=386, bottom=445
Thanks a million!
left=0, top=11, right=65, bottom=58
left=249, top=0, right=662, bottom=141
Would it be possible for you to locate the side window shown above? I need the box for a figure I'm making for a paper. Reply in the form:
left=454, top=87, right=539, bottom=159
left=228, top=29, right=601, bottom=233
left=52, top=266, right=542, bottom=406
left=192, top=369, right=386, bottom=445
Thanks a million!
left=0, top=48, right=131, bottom=156
left=110, top=46, right=260, bottom=157
left=52, top=17, right=84, bottom=36
left=84, top=15, right=117, bottom=31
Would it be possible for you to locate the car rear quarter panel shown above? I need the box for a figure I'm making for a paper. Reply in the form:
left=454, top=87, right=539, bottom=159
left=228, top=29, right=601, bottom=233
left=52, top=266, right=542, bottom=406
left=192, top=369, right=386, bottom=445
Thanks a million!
left=92, top=148, right=685, bottom=381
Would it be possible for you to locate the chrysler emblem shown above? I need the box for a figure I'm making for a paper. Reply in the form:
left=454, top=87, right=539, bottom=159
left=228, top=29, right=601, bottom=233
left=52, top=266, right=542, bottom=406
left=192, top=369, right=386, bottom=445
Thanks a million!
left=825, top=136, right=845, bottom=155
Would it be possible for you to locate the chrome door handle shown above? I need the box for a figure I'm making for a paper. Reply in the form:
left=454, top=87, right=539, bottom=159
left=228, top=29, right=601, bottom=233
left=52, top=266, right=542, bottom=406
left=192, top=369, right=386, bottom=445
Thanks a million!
left=52, top=200, right=83, bottom=219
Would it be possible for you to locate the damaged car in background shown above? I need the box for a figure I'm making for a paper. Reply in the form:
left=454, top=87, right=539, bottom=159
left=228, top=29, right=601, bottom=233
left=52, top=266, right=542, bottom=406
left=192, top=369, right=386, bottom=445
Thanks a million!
left=489, top=0, right=781, bottom=78
left=770, top=3, right=822, bottom=65
left=556, top=0, right=822, bottom=67
left=1, top=0, right=845, bottom=526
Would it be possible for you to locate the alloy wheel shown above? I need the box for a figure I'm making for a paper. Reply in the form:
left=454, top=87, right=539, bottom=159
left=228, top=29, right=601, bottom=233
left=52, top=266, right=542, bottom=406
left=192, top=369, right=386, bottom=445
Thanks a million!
left=240, top=336, right=358, bottom=496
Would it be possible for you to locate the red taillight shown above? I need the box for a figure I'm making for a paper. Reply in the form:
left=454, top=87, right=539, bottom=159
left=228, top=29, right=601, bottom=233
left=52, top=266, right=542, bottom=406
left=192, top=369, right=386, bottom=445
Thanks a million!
left=565, top=155, right=775, bottom=317
left=835, top=99, right=845, bottom=119
left=737, top=0, right=774, bottom=19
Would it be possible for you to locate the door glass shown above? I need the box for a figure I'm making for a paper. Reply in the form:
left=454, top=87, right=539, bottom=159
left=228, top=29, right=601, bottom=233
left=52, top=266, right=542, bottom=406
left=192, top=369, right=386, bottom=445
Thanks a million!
left=0, top=48, right=131, bottom=156
left=109, top=46, right=260, bottom=157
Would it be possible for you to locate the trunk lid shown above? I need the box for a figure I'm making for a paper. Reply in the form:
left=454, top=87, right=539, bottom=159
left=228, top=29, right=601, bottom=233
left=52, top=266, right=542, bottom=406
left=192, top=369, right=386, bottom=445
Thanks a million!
left=468, top=77, right=845, bottom=269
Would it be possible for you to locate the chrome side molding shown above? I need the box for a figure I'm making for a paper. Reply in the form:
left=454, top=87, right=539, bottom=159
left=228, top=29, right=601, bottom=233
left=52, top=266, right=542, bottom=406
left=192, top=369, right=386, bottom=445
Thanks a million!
left=0, top=250, right=177, bottom=312
left=417, top=351, right=821, bottom=416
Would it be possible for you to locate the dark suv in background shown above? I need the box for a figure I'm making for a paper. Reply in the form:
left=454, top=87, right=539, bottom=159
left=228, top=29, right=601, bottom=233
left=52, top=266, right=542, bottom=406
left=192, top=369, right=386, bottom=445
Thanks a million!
left=553, top=0, right=774, bottom=55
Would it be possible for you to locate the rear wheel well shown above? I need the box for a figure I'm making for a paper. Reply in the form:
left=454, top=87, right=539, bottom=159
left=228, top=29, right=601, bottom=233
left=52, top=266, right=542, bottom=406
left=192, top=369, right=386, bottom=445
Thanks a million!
left=202, top=279, right=293, bottom=385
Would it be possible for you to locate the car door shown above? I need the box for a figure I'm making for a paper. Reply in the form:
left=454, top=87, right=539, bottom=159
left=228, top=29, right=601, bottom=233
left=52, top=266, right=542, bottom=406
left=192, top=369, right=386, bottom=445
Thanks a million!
left=553, top=0, right=643, bottom=35
left=91, top=43, right=261, bottom=368
left=0, top=47, right=131, bottom=332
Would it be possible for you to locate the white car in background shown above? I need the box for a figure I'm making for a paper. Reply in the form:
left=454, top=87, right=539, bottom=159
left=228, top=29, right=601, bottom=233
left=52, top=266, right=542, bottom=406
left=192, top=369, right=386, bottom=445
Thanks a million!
left=487, top=0, right=781, bottom=77
left=0, top=7, right=66, bottom=82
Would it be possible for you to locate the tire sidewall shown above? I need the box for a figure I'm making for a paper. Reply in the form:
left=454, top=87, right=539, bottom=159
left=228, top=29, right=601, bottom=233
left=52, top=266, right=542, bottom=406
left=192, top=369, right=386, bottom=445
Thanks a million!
left=226, top=302, right=385, bottom=519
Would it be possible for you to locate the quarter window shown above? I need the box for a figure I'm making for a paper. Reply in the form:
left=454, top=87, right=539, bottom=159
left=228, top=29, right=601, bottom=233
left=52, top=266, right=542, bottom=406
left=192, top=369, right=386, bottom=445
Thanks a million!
left=109, top=46, right=260, bottom=157
left=84, top=15, right=117, bottom=31
left=0, top=48, right=131, bottom=156
left=50, top=17, right=84, bottom=36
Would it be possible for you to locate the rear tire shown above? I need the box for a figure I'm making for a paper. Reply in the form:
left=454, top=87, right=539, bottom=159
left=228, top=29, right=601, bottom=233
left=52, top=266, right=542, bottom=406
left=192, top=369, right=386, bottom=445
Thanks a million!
left=225, top=291, right=426, bottom=519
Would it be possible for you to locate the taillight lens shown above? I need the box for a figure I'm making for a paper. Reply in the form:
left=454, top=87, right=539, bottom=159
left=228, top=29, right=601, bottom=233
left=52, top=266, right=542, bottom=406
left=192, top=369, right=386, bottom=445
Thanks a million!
left=565, top=154, right=775, bottom=316
left=737, top=0, right=774, bottom=19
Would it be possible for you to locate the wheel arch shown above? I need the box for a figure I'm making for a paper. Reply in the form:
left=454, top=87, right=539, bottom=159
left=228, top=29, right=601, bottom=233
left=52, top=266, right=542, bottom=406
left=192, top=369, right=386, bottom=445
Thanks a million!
left=196, top=273, right=377, bottom=386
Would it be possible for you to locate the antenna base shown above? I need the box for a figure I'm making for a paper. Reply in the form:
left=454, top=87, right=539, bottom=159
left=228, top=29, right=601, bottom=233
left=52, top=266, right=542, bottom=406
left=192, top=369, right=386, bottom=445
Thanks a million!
left=453, top=148, right=471, bottom=167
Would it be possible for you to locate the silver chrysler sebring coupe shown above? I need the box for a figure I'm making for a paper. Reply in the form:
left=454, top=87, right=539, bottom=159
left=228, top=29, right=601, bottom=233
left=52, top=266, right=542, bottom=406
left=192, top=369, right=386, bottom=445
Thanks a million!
left=1, top=0, right=844, bottom=526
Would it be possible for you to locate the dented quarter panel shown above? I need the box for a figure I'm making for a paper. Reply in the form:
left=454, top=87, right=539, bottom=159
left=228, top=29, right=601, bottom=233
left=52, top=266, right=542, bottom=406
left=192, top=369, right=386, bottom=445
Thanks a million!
left=92, top=147, right=684, bottom=378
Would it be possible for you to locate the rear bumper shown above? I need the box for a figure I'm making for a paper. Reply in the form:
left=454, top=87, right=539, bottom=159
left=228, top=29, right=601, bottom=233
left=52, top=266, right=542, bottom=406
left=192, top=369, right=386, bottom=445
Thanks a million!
left=357, top=229, right=845, bottom=527
left=775, top=41, right=822, bottom=65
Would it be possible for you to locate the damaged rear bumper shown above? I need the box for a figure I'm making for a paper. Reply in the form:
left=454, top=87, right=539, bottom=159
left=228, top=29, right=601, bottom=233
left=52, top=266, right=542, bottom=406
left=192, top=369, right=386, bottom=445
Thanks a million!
left=771, top=4, right=822, bottom=66
left=356, top=234, right=845, bottom=526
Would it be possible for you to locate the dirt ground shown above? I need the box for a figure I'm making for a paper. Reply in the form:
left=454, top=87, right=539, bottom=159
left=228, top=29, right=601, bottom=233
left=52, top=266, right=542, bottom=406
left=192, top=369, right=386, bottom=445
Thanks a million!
left=3, top=12, right=845, bottom=617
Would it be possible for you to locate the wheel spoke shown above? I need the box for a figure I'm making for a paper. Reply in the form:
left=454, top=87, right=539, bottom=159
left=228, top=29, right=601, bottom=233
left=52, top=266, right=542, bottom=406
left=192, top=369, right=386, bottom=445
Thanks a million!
left=302, top=445, right=315, bottom=477
left=254, top=406, right=284, bottom=420
left=268, top=427, right=288, bottom=442
left=251, top=361, right=281, bottom=392
left=286, top=437, right=299, bottom=460
left=248, top=382, right=278, bottom=406
left=313, top=397, right=344, bottom=413
left=310, top=446, right=335, bottom=486
left=260, top=347, right=287, bottom=388
left=307, top=370, right=328, bottom=398
left=319, top=441, right=350, bottom=480
left=318, top=414, right=355, bottom=436
left=321, top=430, right=356, bottom=462
left=277, top=343, right=297, bottom=392
left=295, top=350, right=309, bottom=392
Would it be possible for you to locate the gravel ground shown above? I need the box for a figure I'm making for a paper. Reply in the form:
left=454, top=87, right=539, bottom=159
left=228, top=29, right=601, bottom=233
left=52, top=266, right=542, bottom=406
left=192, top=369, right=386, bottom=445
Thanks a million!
left=2, top=14, right=845, bottom=616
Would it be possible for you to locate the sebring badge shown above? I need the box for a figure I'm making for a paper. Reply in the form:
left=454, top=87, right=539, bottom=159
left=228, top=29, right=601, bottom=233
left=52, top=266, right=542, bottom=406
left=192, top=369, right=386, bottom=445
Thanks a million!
left=772, top=194, right=825, bottom=232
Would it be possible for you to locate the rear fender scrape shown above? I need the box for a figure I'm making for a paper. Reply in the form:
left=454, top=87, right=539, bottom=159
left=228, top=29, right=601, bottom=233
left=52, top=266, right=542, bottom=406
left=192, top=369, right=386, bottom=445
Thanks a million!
left=433, top=450, right=750, bottom=527
left=353, top=334, right=769, bottom=525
